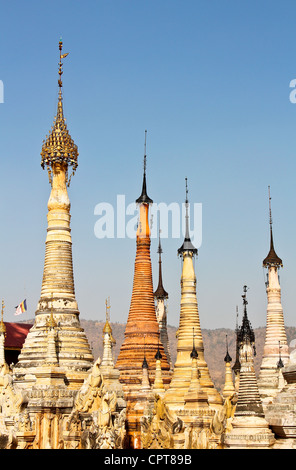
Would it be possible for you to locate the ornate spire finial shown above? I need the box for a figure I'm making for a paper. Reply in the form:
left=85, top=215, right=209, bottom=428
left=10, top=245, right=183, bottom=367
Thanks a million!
left=58, top=37, right=69, bottom=91
left=224, top=334, right=232, bottom=363
left=238, top=286, right=256, bottom=356
left=105, top=297, right=111, bottom=323
left=136, top=130, right=153, bottom=205
left=41, top=39, right=78, bottom=186
left=263, top=186, right=283, bottom=268
left=154, top=226, right=168, bottom=299
left=178, top=177, right=197, bottom=256
left=103, top=297, right=115, bottom=342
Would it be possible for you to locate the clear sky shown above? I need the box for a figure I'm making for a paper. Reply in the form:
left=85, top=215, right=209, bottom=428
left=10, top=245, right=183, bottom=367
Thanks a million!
left=0, top=0, right=295, bottom=331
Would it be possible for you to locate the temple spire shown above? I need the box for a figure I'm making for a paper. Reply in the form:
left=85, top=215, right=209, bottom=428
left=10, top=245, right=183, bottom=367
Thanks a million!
left=136, top=130, right=153, bottom=205
left=41, top=38, right=78, bottom=187
left=154, top=228, right=168, bottom=299
left=258, top=188, right=289, bottom=403
left=263, top=186, right=283, bottom=268
left=178, top=178, right=197, bottom=256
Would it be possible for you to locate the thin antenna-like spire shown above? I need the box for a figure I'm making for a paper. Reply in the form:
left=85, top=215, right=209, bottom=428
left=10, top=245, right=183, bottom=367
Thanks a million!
left=105, top=297, right=111, bottom=323
left=224, top=334, right=232, bottom=362
left=235, top=305, right=239, bottom=331
left=178, top=177, right=197, bottom=256
left=144, top=129, right=147, bottom=175
left=268, top=185, right=272, bottom=228
left=157, top=226, right=162, bottom=255
left=58, top=37, right=69, bottom=91
left=263, top=186, right=283, bottom=268
left=136, top=130, right=153, bottom=205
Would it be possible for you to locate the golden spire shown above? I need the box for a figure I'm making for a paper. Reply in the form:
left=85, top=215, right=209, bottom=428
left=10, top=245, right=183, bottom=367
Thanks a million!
left=41, top=38, right=78, bottom=186
left=0, top=300, right=6, bottom=335
left=103, top=298, right=115, bottom=344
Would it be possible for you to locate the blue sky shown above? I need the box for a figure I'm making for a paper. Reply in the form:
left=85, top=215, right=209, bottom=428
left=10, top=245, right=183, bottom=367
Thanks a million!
left=0, top=0, right=295, bottom=331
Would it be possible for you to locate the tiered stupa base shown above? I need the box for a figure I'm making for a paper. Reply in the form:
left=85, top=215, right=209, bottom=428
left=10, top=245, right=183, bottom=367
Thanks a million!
left=265, top=353, right=296, bottom=446
left=223, top=416, right=275, bottom=449
left=13, top=303, right=93, bottom=390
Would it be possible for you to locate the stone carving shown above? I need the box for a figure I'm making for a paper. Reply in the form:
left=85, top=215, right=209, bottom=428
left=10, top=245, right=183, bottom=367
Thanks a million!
left=75, top=358, right=104, bottom=413
left=184, top=425, right=214, bottom=449
left=141, top=394, right=183, bottom=449
left=64, top=358, right=127, bottom=449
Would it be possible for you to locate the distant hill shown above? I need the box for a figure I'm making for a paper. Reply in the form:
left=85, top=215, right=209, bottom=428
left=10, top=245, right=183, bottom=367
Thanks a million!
left=80, top=319, right=296, bottom=392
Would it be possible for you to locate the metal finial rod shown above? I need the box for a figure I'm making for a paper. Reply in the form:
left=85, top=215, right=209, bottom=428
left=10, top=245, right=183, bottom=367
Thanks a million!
left=105, top=297, right=111, bottom=322
left=58, top=38, right=69, bottom=90
left=242, top=285, right=249, bottom=310
left=185, top=177, right=188, bottom=203
left=157, top=226, right=163, bottom=255
left=144, top=130, right=147, bottom=175
left=185, top=177, right=189, bottom=234
left=268, top=185, right=273, bottom=228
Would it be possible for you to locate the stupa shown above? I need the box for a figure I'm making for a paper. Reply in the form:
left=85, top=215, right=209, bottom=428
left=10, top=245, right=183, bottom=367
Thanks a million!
left=258, top=187, right=289, bottom=404
left=115, top=132, right=171, bottom=446
left=224, top=286, right=275, bottom=449
left=13, top=39, right=93, bottom=391
left=164, top=179, right=222, bottom=414
left=154, top=230, right=172, bottom=369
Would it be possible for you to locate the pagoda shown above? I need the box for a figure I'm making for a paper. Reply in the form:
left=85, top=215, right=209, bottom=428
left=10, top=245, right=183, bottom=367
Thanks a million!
left=164, top=179, right=222, bottom=411
left=258, top=187, right=289, bottom=404
left=115, top=132, right=171, bottom=446
left=224, top=286, right=275, bottom=449
left=14, top=39, right=94, bottom=390
left=154, top=229, right=172, bottom=369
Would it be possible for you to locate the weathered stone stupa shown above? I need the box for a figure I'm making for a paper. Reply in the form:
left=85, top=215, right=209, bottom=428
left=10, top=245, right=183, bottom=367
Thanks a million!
left=13, top=39, right=93, bottom=391
left=224, top=286, right=275, bottom=449
left=258, top=187, right=289, bottom=404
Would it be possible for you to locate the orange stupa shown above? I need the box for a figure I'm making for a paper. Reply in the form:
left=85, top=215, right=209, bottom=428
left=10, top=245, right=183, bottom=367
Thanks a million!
left=116, top=133, right=170, bottom=386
